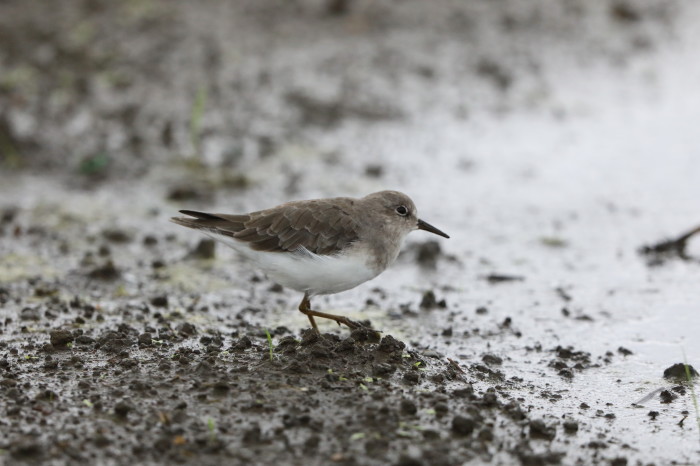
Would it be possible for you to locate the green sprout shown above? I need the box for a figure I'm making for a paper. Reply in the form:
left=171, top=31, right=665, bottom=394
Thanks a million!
left=207, top=418, right=217, bottom=443
left=79, top=152, right=109, bottom=176
left=682, top=350, right=700, bottom=437
left=190, top=85, right=208, bottom=158
left=83, top=399, right=94, bottom=408
left=540, top=236, right=568, bottom=248
left=265, top=329, right=274, bottom=362
left=397, top=422, right=425, bottom=437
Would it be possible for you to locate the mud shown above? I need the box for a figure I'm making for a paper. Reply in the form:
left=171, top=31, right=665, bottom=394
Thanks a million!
left=2, top=0, right=700, bottom=465
left=0, top=266, right=574, bottom=465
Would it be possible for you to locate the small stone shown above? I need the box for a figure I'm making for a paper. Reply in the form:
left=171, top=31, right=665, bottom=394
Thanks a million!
left=242, top=425, right=261, bottom=444
left=415, top=241, right=442, bottom=269
left=394, top=454, right=422, bottom=466
left=482, top=392, right=498, bottom=407
left=478, top=427, right=494, bottom=442
left=663, top=363, right=698, bottom=380
left=452, top=387, right=473, bottom=398
left=482, top=353, right=503, bottom=365
left=558, top=368, right=574, bottom=379
left=529, top=419, right=556, bottom=440
left=372, top=363, right=395, bottom=376
left=50, top=329, right=73, bottom=347
left=138, top=333, right=152, bottom=345
left=659, top=390, right=676, bottom=404
left=93, top=435, right=111, bottom=447
left=335, top=337, right=355, bottom=353
left=188, top=239, right=215, bottom=259
left=300, top=329, right=320, bottom=346
left=232, top=336, right=253, bottom=350
left=365, top=164, right=384, bottom=178
left=143, top=235, right=158, bottom=246
left=420, top=290, right=436, bottom=309
left=403, top=372, right=420, bottom=385
left=114, top=401, right=133, bottom=418
left=167, top=185, right=208, bottom=202
left=434, top=402, right=449, bottom=416
left=88, top=260, right=120, bottom=280
left=20, top=307, right=41, bottom=321
left=377, top=335, right=405, bottom=353
left=150, top=295, right=168, bottom=308
left=452, top=415, right=477, bottom=435
left=177, top=322, right=196, bottom=336
left=268, top=283, right=284, bottom=293
left=617, top=346, right=633, bottom=356
left=350, top=327, right=380, bottom=342
left=9, top=438, right=44, bottom=459
left=102, top=228, right=132, bottom=243
left=563, top=420, right=579, bottom=433
left=400, top=399, right=417, bottom=416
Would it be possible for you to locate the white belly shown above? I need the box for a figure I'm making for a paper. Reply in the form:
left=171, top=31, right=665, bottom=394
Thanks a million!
left=211, top=233, right=380, bottom=295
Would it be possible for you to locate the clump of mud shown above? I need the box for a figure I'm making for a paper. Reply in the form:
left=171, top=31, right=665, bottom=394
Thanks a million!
left=663, top=363, right=698, bottom=380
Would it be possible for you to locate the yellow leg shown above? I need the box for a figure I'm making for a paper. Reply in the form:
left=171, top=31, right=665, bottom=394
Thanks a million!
left=298, top=293, right=365, bottom=331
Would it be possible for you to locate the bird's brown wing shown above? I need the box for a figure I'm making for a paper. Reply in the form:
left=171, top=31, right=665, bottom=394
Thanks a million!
left=171, top=199, right=360, bottom=256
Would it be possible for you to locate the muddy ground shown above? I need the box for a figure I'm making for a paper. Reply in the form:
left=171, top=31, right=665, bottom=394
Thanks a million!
left=0, top=212, right=635, bottom=466
left=2, top=1, right=700, bottom=465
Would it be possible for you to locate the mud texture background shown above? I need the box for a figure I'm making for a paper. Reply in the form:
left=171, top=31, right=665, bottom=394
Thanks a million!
left=2, top=1, right=700, bottom=465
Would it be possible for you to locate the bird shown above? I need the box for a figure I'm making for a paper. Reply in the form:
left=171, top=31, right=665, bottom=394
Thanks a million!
left=171, top=190, right=449, bottom=332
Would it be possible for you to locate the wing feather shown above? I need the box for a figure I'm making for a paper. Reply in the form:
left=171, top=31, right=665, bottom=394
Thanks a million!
left=171, top=199, right=359, bottom=255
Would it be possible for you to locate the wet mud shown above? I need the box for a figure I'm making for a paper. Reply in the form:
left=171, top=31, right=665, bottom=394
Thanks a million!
left=0, top=270, right=619, bottom=465
left=2, top=0, right=700, bottom=465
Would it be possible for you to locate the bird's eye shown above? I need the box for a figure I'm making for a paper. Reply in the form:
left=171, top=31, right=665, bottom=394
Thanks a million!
left=396, top=205, right=409, bottom=216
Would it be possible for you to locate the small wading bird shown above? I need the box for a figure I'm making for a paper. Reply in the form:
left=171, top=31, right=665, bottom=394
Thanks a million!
left=171, top=190, right=449, bottom=332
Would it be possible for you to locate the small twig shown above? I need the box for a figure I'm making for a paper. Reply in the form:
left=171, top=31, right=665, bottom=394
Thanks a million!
left=639, top=225, right=700, bottom=260
left=447, top=358, right=465, bottom=374
left=481, top=274, right=525, bottom=284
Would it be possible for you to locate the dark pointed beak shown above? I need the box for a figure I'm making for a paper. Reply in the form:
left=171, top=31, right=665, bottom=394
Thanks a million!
left=417, top=219, right=450, bottom=238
